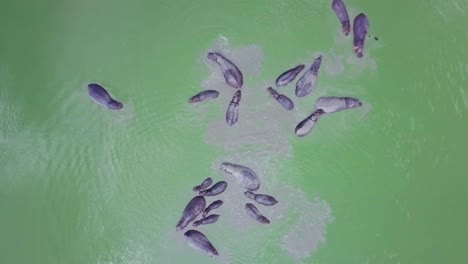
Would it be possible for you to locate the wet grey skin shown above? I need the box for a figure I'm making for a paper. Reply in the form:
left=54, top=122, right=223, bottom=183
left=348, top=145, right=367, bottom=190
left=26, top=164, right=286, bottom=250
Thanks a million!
left=244, top=191, right=279, bottom=206
left=295, top=109, right=325, bottom=137
left=220, top=162, right=260, bottom=191
left=245, top=203, right=270, bottom=224
left=315, top=96, right=362, bottom=114
left=199, top=181, right=228, bottom=197
left=207, top=52, right=243, bottom=89
left=193, top=214, right=220, bottom=227
left=275, top=64, right=305, bottom=87
left=193, top=177, right=213, bottom=192
left=353, top=13, right=370, bottom=58
left=176, top=196, right=206, bottom=231
left=87, top=83, right=123, bottom=110
left=332, top=0, right=350, bottom=36
left=184, top=229, right=219, bottom=257
left=267, top=87, right=294, bottom=110
left=203, top=200, right=223, bottom=217
left=295, top=55, right=323, bottom=97
left=226, top=90, right=241, bottom=126
left=188, top=90, right=219, bottom=104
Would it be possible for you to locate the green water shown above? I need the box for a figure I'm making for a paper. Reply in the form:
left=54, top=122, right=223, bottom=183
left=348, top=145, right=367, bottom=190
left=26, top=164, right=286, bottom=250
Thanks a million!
left=1, top=0, right=467, bottom=263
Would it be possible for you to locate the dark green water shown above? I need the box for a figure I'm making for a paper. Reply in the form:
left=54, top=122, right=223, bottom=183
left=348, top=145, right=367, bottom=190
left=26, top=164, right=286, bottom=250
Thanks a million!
left=1, top=0, right=467, bottom=263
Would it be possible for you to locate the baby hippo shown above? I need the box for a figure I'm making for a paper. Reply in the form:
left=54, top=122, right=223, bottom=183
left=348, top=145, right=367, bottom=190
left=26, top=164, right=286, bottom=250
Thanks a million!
left=184, top=229, right=218, bottom=257
left=244, top=191, right=278, bottom=206
left=275, top=64, right=305, bottom=87
left=295, top=109, right=325, bottom=137
left=87, top=83, right=123, bottom=110
left=267, top=87, right=294, bottom=110
left=203, top=200, right=223, bottom=217
left=193, top=177, right=213, bottom=192
left=199, top=181, right=228, bottom=197
left=193, top=214, right=220, bottom=227
left=207, top=52, right=243, bottom=89
left=188, top=90, right=219, bottom=104
left=353, top=13, right=370, bottom=58
left=245, top=203, right=270, bottom=224
left=176, top=196, right=206, bottom=231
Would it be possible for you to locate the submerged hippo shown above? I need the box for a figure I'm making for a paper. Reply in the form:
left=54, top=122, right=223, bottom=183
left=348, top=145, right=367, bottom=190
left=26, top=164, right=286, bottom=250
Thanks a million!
left=295, top=55, right=323, bottom=97
left=203, top=200, right=223, bottom=217
left=267, top=87, right=294, bottom=110
left=353, top=13, right=369, bottom=58
left=184, top=229, right=218, bottom=257
left=295, top=109, right=325, bottom=137
left=244, top=191, right=278, bottom=206
left=176, top=196, right=206, bottom=231
left=275, top=64, right=305, bottom=87
left=220, top=162, right=260, bottom=191
left=315, top=96, right=362, bottom=114
left=193, top=177, right=213, bottom=192
left=199, top=181, right=228, bottom=196
left=207, top=52, right=243, bottom=89
left=332, top=0, right=350, bottom=36
left=188, top=90, right=219, bottom=104
left=226, top=90, right=241, bottom=126
left=193, top=214, right=220, bottom=227
left=87, top=83, right=123, bottom=110
left=245, top=203, right=270, bottom=224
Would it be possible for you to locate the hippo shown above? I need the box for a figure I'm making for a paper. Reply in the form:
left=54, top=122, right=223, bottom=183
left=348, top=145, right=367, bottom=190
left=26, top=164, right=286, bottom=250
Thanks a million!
left=226, top=90, right=241, bottom=126
left=193, top=214, right=220, bottom=227
left=176, top=196, right=206, bottom=231
left=244, top=191, right=278, bottom=206
left=267, top=87, right=294, bottom=110
left=295, top=55, right=323, bottom=97
left=199, top=181, right=228, bottom=197
left=315, top=96, right=362, bottom=114
left=275, top=64, right=305, bottom=87
left=87, top=83, right=123, bottom=110
left=193, top=177, right=213, bottom=192
left=295, top=109, right=325, bottom=137
left=207, top=52, right=243, bottom=89
left=332, top=0, right=350, bottom=36
left=245, top=203, right=270, bottom=224
left=353, top=13, right=370, bottom=58
left=203, top=200, right=223, bottom=217
left=220, top=162, right=260, bottom=191
left=188, top=90, right=219, bottom=104
left=184, top=229, right=218, bottom=257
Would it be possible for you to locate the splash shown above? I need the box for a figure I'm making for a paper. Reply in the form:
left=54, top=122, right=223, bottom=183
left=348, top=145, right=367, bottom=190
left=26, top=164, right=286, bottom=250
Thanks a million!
left=281, top=195, right=334, bottom=260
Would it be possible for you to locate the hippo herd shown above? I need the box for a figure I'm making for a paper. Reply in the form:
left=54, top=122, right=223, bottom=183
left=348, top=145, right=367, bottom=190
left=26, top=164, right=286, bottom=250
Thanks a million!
left=176, top=162, right=278, bottom=256
left=185, top=3, right=370, bottom=137
left=84, top=0, right=372, bottom=258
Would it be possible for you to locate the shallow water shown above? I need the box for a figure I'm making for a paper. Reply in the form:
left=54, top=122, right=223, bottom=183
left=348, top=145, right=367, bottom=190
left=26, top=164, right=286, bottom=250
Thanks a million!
left=1, top=0, right=467, bottom=263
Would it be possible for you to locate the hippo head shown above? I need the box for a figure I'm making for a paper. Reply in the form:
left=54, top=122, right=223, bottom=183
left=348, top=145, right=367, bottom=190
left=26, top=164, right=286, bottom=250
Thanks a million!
left=353, top=42, right=363, bottom=58
left=345, top=97, right=363, bottom=108
left=188, top=95, right=201, bottom=104
left=207, top=52, right=218, bottom=61
left=343, top=24, right=350, bottom=36
left=107, top=100, right=123, bottom=110
left=244, top=191, right=255, bottom=199
left=220, top=162, right=234, bottom=174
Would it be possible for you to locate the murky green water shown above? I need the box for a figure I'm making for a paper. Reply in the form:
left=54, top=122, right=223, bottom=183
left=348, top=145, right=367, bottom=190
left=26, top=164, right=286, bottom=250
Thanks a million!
left=1, top=0, right=467, bottom=263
